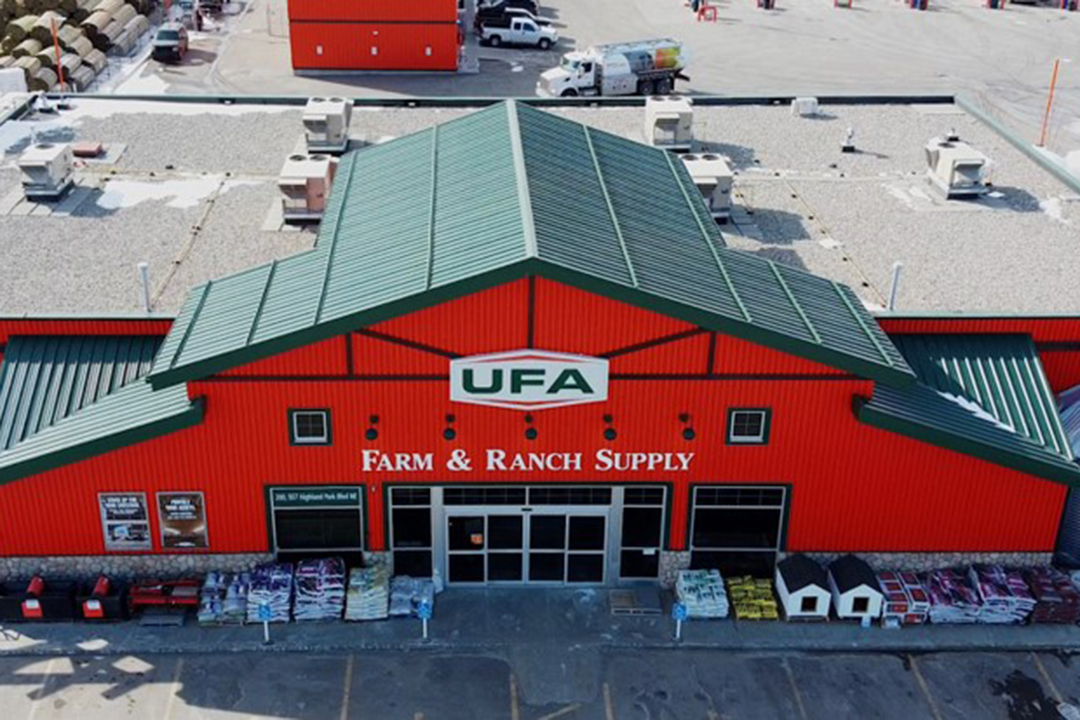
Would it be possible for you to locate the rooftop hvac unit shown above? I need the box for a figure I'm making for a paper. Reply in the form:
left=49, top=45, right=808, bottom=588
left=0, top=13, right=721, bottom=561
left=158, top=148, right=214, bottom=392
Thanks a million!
left=644, top=95, right=693, bottom=152
left=791, top=96, right=819, bottom=117
left=303, top=97, right=352, bottom=154
left=681, top=153, right=733, bottom=221
left=18, top=142, right=74, bottom=201
left=924, top=136, right=989, bottom=199
left=278, top=154, right=336, bottom=223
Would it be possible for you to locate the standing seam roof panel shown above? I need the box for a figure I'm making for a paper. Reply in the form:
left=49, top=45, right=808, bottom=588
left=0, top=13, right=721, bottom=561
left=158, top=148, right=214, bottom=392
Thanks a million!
left=517, top=107, right=633, bottom=286
left=0, top=335, right=164, bottom=451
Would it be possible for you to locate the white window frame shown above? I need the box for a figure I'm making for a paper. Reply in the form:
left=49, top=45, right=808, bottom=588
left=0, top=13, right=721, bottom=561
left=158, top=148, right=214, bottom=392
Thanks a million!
left=727, top=409, right=770, bottom=445
left=290, top=409, right=330, bottom=445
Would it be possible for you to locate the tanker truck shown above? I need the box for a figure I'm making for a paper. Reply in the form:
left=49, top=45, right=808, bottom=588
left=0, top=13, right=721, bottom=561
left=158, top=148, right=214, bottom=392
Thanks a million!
left=536, top=39, right=688, bottom=98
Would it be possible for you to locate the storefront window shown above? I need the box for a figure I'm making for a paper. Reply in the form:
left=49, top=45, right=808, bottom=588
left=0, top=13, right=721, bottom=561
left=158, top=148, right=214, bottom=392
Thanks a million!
left=689, top=485, right=785, bottom=577
left=269, top=486, right=363, bottom=556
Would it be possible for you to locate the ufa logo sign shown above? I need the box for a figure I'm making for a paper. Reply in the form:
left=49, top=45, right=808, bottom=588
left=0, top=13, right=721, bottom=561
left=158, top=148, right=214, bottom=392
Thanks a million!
left=450, top=350, right=609, bottom=411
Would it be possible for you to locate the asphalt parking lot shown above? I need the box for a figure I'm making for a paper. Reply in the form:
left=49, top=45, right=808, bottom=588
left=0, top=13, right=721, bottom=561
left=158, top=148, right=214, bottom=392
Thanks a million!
left=117, top=0, right=1080, bottom=160
left=1, top=649, right=1078, bottom=719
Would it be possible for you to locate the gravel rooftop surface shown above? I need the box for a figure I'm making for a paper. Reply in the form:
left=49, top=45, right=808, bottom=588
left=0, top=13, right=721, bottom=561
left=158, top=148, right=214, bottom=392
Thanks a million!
left=1, top=99, right=1077, bottom=316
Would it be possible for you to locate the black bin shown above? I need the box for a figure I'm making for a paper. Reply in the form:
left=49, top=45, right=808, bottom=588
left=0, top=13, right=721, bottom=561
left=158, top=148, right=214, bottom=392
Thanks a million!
left=76, top=578, right=129, bottom=621
left=0, top=583, right=23, bottom=620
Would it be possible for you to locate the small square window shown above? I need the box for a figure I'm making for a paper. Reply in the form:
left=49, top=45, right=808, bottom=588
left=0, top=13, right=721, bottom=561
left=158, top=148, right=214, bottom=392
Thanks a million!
left=290, top=410, right=330, bottom=445
left=852, top=596, right=870, bottom=614
left=727, top=409, right=770, bottom=445
left=800, top=596, right=817, bottom=613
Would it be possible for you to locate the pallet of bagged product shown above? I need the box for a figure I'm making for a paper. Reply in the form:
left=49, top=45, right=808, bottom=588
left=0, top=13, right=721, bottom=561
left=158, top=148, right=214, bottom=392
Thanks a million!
left=246, top=562, right=293, bottom=624
left=198, top=571, right=250, bottom=626
left=294, top=557, right=346, bottom=622
left=725, top=575, right=778, bottom=621
left=969, top=565, right=1035, bottom=624
left=1025, top=567, right=1080, bottom=624
left=926, top=569, right=981, bottom=624
left=878, top=571, right=930, bottom=628
left=676, top=569, right=729, bottom=619
left=345, top=559, right=390, bottom=622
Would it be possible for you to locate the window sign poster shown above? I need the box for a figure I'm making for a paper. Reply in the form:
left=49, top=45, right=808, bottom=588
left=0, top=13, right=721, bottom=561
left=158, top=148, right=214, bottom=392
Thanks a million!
left=157, top=492, right=209, bottom=549
left=99, top=493, right=152, bottom=551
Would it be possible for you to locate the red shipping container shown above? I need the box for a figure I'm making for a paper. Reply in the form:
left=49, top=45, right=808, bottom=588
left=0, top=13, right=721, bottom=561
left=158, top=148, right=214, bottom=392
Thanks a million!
left=290, top=21, right=459, bottom=71
left=287, top=0, right=456, bottom=23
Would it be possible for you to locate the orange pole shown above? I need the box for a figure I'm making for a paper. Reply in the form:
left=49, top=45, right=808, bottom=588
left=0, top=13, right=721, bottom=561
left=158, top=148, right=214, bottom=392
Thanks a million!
left=1038, top=58, right=1061, bottom=148
left=50, top=16, right=65, bottom=94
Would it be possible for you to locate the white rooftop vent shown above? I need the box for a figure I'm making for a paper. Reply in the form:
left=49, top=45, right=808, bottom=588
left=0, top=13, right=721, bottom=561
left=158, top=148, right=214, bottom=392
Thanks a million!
left=791, top=96, right=819, bottom=117
left=278, top=153, right=336, bottom=223
left=925, top=137, right=989, bottom=199
left=644, top=95, right=694, bottom=152
left=303, top=97, right=352, bottom=154
left=681, top=153, right=733, bottom=221
left=18, top=142, right=74, bottom=201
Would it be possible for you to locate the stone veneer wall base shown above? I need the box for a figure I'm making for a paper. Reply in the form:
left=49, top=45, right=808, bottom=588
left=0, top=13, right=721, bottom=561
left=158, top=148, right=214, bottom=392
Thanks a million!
left=0, top=553, right=275, bottom=582
left=794, top=551, right=1054, bottom=573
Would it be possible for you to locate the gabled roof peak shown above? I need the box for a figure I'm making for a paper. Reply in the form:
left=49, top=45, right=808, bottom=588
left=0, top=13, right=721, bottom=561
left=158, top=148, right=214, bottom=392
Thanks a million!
left=149, top=101, right=912, bottom=389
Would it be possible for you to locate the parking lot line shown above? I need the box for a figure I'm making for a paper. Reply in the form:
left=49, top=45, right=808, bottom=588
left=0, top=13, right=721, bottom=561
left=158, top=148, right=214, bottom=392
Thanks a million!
left=24, top=657, right=57, bottom=720
left=510, top=673, right=520, bottom=720
left=341, top=654, right=354, bottom=720
left=537, top=704, right=580, bottom=720
left=603, top=682, right=615, bottom=720
left=1030, top=653, right=1065, bottom=705
left=782, top=658, right=809, bottom=720
left=908, top=655, right=944, bottom=720
left=163, top=657, right=185, bottom=720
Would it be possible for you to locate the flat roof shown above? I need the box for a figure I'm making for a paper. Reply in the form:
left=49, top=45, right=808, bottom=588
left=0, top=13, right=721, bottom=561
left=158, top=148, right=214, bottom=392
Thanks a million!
left=0, top=97, right=1077, bottom=317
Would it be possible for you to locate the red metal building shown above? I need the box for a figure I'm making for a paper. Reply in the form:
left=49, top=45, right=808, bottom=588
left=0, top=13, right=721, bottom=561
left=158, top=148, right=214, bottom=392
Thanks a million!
left=1, top=102, right=1077, bottom=585
left=287, top=0, right=459, bottom=72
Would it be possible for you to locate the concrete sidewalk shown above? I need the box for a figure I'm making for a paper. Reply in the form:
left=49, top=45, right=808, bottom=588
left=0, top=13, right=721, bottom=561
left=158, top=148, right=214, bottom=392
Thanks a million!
left=4, top=588, right=1080, bottom=657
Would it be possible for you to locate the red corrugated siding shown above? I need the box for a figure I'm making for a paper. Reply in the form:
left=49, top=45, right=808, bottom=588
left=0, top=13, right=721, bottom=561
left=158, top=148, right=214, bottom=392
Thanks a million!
left=289, top=22, right=459, bottom=71
left=370, top=279, right=529, bottom=355
left=881, top=316, right=1080, bottom=342
left=533, top=278, right=696, bottom=356
left=882, top=316, right=1080, bottom=394
left=0, top=318, right=172, bottom=345
left=221, top=337, right=348, bottom=377
left=0, top=282, right=1067, bottom=557
left=714, top=334, right=849, bottom=376
left=288, top=0, right=456, bottom=23
left=610, top=333, right=712, bottom=375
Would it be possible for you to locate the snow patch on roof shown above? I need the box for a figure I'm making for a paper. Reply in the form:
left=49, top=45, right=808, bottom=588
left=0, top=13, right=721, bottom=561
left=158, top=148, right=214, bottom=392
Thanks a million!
left=95, top=176, right=260, bottom=210
left=937, top=390, right=1015, bottom=433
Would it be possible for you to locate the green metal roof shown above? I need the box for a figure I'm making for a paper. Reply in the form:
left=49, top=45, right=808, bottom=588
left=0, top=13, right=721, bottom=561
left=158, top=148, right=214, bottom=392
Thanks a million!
left=0, top=335, right=163, bottom=451
left=149, top=101, right=913, bottom=389
left=0, top=335, right=203, bottom=484
left=856, top=334, right=1080, bottom=486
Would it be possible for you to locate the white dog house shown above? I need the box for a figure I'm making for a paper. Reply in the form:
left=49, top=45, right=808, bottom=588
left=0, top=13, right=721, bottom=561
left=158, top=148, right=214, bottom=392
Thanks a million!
left=775, top=554, right=831, bottom=620
left=828, top=554, right=883, bottom=621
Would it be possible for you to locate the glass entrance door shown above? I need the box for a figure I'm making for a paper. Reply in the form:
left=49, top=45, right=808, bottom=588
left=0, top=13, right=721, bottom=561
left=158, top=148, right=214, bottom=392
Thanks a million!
left=447, top=514, right=524, bottom=584
left=446, top=511, right=606, bottom=585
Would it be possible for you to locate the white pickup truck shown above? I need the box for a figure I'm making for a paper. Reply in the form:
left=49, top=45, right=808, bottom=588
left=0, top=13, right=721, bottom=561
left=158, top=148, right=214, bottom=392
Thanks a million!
left=480, top=17, right=558, bottom=50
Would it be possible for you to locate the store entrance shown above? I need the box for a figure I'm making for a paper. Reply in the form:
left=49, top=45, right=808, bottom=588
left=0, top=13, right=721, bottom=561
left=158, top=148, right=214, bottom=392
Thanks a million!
left=388, top=485, right=668, bottom=587
left=446, top=510, right=607, bottom=585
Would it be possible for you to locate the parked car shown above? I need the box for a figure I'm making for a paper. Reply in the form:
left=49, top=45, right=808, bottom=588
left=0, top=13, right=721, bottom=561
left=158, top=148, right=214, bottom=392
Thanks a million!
left=480, top=16, right=557, bottom=50
left=151, top=23, right=189, bottom=63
